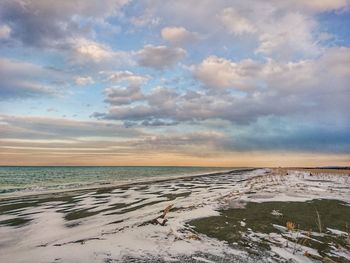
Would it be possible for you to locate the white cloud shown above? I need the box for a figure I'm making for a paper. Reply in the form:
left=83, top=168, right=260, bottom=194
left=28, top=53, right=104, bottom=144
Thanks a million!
left=193, top=47, right=350, bottom=96
left=218, top=6, right=320, bottom=59
left=161, top=26, right=198, bottom=45
left=277, top=0, right=350, bottom=12
left=219, top=8, right=256, bottom=35
left=75, top=76, right=95, bottom=86
left=71, top=38, right=114, bottom=62
left=130, top=11, right=160, bottom=27
left=0, top=24, right=11, bottom=39
left=192, top=56, right=261, bottom=90
left=255, top=12, right=319, bottom=58
left=135, top=1, right=333, bottom=60
left=106, top=71, right=149, bottom=86
left=137, top=45, right=186, bottom=70
left=65, top=38, right=132, bottom=67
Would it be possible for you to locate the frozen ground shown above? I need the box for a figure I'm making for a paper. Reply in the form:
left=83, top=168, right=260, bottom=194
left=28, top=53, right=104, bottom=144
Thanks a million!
left=0, top=168, right=349, bottom=262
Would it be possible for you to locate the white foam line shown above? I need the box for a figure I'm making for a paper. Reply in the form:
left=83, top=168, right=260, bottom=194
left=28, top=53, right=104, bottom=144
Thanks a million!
left=0, top=168, right=248, bottom=200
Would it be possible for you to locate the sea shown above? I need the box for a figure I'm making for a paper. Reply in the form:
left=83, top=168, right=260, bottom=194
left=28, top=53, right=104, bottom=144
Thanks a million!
left=0, top=166, right=232, bottom=195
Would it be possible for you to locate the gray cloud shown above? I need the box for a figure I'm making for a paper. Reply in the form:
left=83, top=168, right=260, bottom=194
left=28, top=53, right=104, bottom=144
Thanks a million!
left=93, top=47, right=350, bottom=128
left=128, top=118, right=350, bottom=154
left=0, top=0, right=130, bottom=48
left=104, top=86, right=145, bottom=105
left=137, top=45, right=186, bottom=70
left=229, top=116, right=350, bottom=153
left=141, top=119, right=179, bottom=127
left=0, top=58, right=70, bottom=99
left=0, top=115, right=142, bottom=140
left=99, top=70, right=150, bottom=106
left=1, top=113, right=349, bottom=156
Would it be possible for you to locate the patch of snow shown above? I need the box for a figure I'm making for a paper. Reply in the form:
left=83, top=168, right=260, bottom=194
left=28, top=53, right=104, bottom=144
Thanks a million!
left=271, top=210, right=283, bottom=216
left=0, top=168, right=349, bottom=262
left=191, top=256, right=216, bottom=263
left=327, top=227, right=348, bottom=236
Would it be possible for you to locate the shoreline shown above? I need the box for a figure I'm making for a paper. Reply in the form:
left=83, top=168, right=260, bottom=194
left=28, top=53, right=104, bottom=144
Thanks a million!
left=0, top=167, right=256, bottom=201
left=1, top=168, right=349, bottom=262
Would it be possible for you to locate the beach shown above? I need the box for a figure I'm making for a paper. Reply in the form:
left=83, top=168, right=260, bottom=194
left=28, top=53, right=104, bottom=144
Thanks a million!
left=2, top=0, right=350, bottom=262
left=0, top=168, right=349, bottom=263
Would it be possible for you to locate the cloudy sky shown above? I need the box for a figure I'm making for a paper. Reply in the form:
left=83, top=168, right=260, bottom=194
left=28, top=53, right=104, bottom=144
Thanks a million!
left=0, top=0, right=349, bottom=166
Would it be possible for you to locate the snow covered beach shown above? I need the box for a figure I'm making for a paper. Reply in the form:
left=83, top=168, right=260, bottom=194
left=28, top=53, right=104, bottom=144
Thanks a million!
left=0, top=168, right=349, bottom=262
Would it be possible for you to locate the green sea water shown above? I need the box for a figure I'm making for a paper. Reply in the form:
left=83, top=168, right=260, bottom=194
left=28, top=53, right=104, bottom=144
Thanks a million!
left=0, top=166, right=232, bottom=194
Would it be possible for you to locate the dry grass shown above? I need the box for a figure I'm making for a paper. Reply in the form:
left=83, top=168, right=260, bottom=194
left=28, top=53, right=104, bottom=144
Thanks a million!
left=281, top=168, right=349, bottom=175
left=268, top=168, right=350, bottom=179
left=315, top=209, right=322, bottom=233
left=286, top=221, right=296, bottom=232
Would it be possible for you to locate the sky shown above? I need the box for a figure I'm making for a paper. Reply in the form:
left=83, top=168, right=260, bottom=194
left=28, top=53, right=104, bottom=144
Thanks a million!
left=0, top=0, right=350, bottom=167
